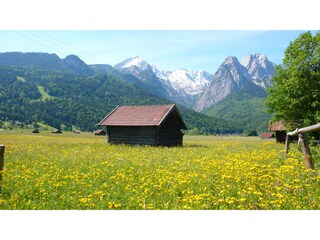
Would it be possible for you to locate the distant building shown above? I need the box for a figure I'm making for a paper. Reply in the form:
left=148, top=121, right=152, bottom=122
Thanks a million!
left=260, top=132, right=275, bottom=139
left=98, top=104, right=187, bottom=146
left=51, top=129, right=62, bottom=134
left=32, top=129, right=40, bottom=134
left=268, top=121, right=287, bottom=143
left=93, top=129, right=106, bottom=135
left=14, top=121, right=23, bottom=126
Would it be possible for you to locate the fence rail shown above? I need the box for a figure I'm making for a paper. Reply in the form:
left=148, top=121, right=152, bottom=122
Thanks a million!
left=285, top=123, right=320, bottom=169
left=287, top=123, right=320, bottom=136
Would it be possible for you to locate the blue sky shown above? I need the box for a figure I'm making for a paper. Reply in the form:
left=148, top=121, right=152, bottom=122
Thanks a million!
left=0, top=30, right=316, bottom=73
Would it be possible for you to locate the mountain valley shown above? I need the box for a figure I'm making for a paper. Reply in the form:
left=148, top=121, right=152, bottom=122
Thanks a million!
left=0, top=52, right=276, bottom=133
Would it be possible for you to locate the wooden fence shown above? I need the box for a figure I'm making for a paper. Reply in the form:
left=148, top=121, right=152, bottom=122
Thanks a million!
left=0, top=144, right=4, bottom=193
left=285, top=123, right=320, bottom=169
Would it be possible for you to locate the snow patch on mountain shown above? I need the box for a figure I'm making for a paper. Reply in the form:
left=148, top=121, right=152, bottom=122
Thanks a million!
left=154, top=67, right=213, bottom=95
left=114, top=56, right=153, bottom=74
left=114, top=54, right=275, bottom=110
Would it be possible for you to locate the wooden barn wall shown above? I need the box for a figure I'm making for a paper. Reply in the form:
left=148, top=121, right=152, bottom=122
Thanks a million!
left=158, top=129, right=183, bottom=146
left=161, top=110, right=182, bottom=131
left=275, top=131, right=287, bottom=143
left=158, top=112, right=184, bottom=146
left=107, top=126, right=157, bottom=145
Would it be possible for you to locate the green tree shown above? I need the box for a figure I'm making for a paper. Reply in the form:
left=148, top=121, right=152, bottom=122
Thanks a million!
left=266, top=31, right=320, bottom=128
left=243, top=130, right=258, bottom=137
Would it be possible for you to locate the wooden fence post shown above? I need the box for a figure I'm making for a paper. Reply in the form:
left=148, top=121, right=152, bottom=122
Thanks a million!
left=298, top=133, right=314, bottom=169
left=0, top=144, right=5, bottom=193
left=286, top=123, right=320, bottom=169
left=285, top=135, right=290, bottom=154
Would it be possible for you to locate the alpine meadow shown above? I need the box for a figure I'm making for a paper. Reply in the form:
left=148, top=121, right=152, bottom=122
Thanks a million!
left=1, top=132, right=320, bottom=210
left=1, top=30, right=320, bottom=210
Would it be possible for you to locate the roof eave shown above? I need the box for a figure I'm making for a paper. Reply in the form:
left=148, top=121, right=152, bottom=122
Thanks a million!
left=98, top=105, right=120, bottom=126
left=158, top=104, right=187, bottom=129
left=157, top=104, right=175, bottom=126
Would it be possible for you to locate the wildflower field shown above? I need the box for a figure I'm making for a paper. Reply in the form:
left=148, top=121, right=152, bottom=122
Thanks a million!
left=0, top=131, right=320, bottom=210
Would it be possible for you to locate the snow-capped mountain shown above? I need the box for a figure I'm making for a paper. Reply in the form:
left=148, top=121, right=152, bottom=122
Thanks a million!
left=114, top=54, right=275, bottom=110
left=115, top=56, right=212, bottom=96
left=153, top=68, right=213, bottom=96
left=114, top=56, right=172, bottom=101
left=241, top=53, right=275, bottom=88
left=114, top=56, right=153, bottom=74
left=114, top=56, right=213, bottom=107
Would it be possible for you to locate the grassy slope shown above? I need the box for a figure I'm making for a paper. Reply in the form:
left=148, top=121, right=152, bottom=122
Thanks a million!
left=36, top=86, right=55, bottom=101
left=16, top=76, right=26, bottom=82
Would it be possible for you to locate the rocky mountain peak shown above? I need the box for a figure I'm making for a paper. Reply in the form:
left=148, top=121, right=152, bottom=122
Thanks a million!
left=241, top=53, right=268, bottom=68
left=241, top=53, right=275, bottom=88
left=193, top=53, right=275, bottom=112
left=215, top=55, right=251, bottom=84
left=223, top=55, right=241, bottom=65
left=114, top=56, right=152, bottom=73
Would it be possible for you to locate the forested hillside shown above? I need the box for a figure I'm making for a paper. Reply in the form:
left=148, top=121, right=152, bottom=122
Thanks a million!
left=204, top=85, right=271, bottom=133
left=0, top=66, right=239, bottom=133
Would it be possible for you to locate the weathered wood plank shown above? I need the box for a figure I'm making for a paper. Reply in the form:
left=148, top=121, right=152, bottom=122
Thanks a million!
left=285, top=123, right=318, bottom=169
left=298, top=133, right=314, bottom=169
left=286, top=132, right=315, bottom=169
left=0, top=145, right=4, bottom=170
left=285, top=135, right=290, bottom=154
left=108, top=126, right=157, bottom=145
left=287, top=123, right=320, bottom=136
left=159, top=128, right=183, bottom=144
left=106, top=120, right=184, bottom=146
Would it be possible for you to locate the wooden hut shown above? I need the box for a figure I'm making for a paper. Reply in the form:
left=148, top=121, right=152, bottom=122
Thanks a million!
left=268, top=121, right=287, bottom=143
left=93, top=129, right=106, bottom=135
left=32, top=129, right=40, bottom=134
left=98, top=104, right=187, bottom=146
left=51, top=129, right=62, bottom=134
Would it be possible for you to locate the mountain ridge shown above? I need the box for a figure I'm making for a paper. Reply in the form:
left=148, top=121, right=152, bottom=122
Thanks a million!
left=0, top=52, right=95, bottom=76
left=0, top=51, right=276, bottom=132
left=114, top=56, right=213, bottom=107
left=0, top=65, right=239, bottom=133
left=0, top=52, right=275, bottom=111
left=193, top=54, right=275, bottom=112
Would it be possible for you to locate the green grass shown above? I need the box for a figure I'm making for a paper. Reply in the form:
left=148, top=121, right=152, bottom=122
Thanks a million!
left=36, top=86, right=55, bottom=101
left=17, top=76, right=26, bottom=82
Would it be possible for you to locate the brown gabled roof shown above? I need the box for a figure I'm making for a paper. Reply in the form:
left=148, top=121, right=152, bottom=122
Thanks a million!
left=268, top=121, right=287, bottom=131
left=98, top=104, right=187, bottom=129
